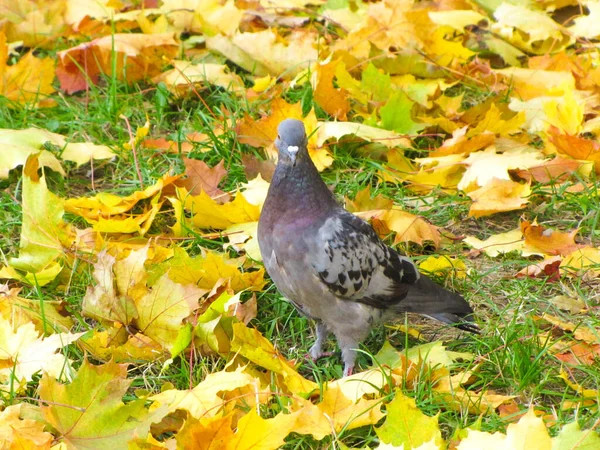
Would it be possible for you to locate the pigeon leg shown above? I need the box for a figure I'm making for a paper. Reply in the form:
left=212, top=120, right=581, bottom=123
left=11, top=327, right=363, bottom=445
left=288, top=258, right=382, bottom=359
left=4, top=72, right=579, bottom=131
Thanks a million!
left=336, top=334, right=359, bottom=377
left=309, top=322, right=332, bottom=360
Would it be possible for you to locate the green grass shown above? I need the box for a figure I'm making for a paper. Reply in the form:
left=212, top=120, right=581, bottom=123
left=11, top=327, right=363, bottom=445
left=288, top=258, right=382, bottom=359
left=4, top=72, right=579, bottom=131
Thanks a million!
left=2, top=59, right=600, bottom=448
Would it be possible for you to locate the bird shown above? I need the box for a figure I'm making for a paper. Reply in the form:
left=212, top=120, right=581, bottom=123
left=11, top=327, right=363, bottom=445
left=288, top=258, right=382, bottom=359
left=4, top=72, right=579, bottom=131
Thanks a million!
left=257, top=119, right=478, bottom=377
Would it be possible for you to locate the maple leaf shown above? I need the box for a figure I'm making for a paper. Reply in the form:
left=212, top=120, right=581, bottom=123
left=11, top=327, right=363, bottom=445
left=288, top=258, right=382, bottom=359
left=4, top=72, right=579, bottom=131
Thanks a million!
left=458, top=145, right=546, bottom=191
left=456, top=408, right=551, bottom=449
left=180, top=158, right=229, bottom=201
left=463, top=228, right=546, bottom=258
left=520, top=221, right=583, bottom=257
left=0, top=32, right=56, bottom=107
left=0, top=404, right=53, bottom=448
left=226, top=409, right=299, bottom=450
left=149, top=366, right=259, bottom=418
left=0, top=315, right=83, bottom=388
left=0, top=283, right=73, bottom=333
left=312, top=59, right=350, bottom=120
left=467, top=178, right=531, bottom=218
left=174, top=413, right=235, bottom=450
left=492, top=3, right=571, bottom=55
left=0, top=128, right=66, bottom=179
left=136, top=273, right=203, bottom=354
left=153, top=60, right=245, bottom=97
left=40, top=359, right=167, bottom=449
left=7, top=155, right=75, bottom=285
left=56, top=33, right=179, bottom=93
left=206, top=29, right=318, bottom=80
left=376, top=391, right=443, bottom=449
left=560, top=247, right=600, bottom=277
left=419, top=256, right=467, bottom=280
left=357, top=209, right=441, bottom=249
left=231, top=322, right=317, bottom=395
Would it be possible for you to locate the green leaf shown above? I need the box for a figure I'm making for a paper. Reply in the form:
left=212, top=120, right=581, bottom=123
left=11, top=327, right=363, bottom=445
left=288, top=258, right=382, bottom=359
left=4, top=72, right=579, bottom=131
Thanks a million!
left=380, top=91, right=426, bottom=135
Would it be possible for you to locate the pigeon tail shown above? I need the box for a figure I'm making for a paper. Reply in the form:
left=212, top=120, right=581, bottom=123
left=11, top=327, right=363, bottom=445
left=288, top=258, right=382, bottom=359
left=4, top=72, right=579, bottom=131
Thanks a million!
left=394, top=274, right=479, bottom=333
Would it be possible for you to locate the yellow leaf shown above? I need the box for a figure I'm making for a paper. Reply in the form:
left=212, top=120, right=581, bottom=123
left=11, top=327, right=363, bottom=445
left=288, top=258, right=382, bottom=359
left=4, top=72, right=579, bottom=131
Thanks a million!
left=206, top=29, right=318, bottom=80
left=154, top=60, right=245, bottom=96
left=458, top=145, right=546, bottom=191
left=427, top=26, right=475, bottom=67
left=175, top=413, right=235, bottom=450
left=181, top=188, right=260, bottom=230
left=376, top=391, right=443, bottom=449
left=0, top=315, right=83, bottom=386
left=463, top=228, right=546, bottom=258
left=467, top=179, right=531, bottom=217
left=0, top=33, right=56, bottom=107
left=456, top=408, right=551, bottom=450
left=60, top=142, right=116, bottom=167
left=357, top=209, right=441, bottom=248
left=495, top=68, right=574, bottom=101
left=231, top=322, right=317, bottom=395
left=560, top=247, right=600, bottom=277
left=316, top=121, right=410, bottom=149
left=419, top=256, right=467, bottom=279
left=136, top=274, right=204, bottom=353
left=542, top=88, right=583, bottom=135
left=0, top=404, right=53, bottom=448
left=312, top=59, right=350, bottom=120
left=569, top=1, right=600, bottom=39
left=0, top=128, right=65, bottom=178
left=224, top=222, right=261, bottom=261
left=252, top=75, right=275, bottom=93
left=492, top=4, right=571, bottom=55
left=428, top=10, right=487, bottom=31
left=66, top=174, right=179, bottom=219
left=226, top=408, right=298, bottom=450
left=316, top=386, right=385, bottom=434
left=467, top=104, right=525, bottom=138
left=8, top=155, right=75, bottom=282
left=149, top=367, right=260, bottom=419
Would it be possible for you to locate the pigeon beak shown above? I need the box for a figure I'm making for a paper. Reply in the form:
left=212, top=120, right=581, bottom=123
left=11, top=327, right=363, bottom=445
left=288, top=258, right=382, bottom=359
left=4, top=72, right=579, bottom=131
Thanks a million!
left=287, top=146, right=299, bottom=166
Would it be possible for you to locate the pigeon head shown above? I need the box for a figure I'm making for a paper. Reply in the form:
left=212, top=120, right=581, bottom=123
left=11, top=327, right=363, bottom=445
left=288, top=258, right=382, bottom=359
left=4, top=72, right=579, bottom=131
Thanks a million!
left=275, top=119, right=308, bottom=167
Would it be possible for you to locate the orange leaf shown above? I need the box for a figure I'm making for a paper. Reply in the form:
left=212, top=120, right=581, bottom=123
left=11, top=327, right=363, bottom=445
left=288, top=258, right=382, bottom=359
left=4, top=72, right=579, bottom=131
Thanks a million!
left=520, top=221, right=583, bottom=256
left=313, top=59, right=350, bottom=120
left=56, top=33, right=178, bottom=93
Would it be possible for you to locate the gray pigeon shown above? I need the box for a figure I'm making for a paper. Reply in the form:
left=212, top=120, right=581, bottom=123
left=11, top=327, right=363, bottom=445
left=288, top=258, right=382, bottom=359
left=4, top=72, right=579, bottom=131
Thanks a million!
left=257, top=119, right=478, bottom=376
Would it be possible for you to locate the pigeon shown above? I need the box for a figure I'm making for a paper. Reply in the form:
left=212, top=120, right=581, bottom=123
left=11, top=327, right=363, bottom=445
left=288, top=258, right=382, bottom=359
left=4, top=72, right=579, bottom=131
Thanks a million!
left=257, top=119, right=478, bottom=376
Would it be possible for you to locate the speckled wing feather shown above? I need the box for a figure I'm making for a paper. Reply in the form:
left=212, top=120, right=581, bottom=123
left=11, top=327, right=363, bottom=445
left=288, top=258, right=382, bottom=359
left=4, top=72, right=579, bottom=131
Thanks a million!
left=311, top=210, right=420, bottom=309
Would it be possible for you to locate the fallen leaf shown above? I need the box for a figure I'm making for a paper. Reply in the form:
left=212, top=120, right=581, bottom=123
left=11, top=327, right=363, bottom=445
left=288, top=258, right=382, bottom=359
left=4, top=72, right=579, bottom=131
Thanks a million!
left=464, top=228, right=545, bottom=258
left=376, top=391, right=443, bottom=449
left=560, top=247, right=600, bottom=277
left=0, top=32, right=56, bottom=106
left=457, top=408, right=552, bottom=449
left=521, top=221, right=583, bottom=256
left=41, top=359, right=167, bottom=448
left=467, top=179, right=531, bottom=218
left=56, top=33, right=179, bottom=93
left=181, top=158, right=229, bottom=201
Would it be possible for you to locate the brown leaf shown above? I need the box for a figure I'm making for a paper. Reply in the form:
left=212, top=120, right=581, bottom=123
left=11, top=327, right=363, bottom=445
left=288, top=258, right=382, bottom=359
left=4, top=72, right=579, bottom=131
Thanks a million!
left=511, top=157, right=587, bottom=183
left=241, top=154, right=276, bottom=182
left=516, top=256, right=561, bottom=280
left=181, top=158, right=229, bottom=201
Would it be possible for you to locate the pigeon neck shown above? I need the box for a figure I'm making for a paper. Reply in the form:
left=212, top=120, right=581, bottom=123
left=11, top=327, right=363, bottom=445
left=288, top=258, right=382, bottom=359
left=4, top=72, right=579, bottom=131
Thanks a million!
left=269, top=155, right=339, bottom=215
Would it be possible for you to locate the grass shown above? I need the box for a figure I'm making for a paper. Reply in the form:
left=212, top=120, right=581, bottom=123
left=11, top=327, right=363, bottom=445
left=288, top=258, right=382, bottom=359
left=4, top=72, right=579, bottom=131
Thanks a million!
left=2, top=59, right=600, bottom=448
